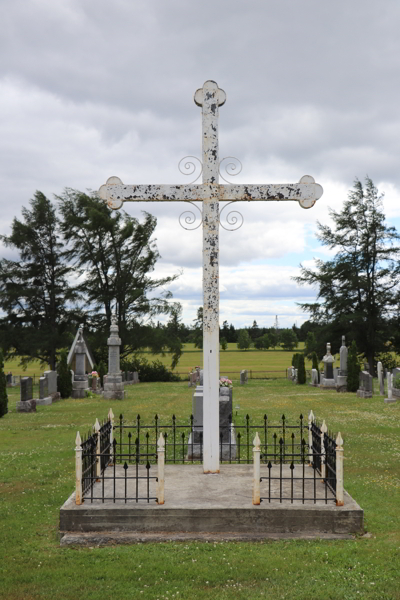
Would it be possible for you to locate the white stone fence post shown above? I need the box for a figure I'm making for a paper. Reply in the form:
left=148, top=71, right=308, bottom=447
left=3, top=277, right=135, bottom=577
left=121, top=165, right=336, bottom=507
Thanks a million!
left=75, top=431, right=82, bottom=505
left=94, top=418, right=101, bottom=480
left=157, top=433, right=165, bottom=505
left=252, top=432, right=261, bottom=505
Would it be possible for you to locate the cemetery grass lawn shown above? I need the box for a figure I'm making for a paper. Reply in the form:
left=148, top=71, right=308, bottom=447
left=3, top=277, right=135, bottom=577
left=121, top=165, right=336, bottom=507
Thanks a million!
left=0, top=381, right=399, bottom=600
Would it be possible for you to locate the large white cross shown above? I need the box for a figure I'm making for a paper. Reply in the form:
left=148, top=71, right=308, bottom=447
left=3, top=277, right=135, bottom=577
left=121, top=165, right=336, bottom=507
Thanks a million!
left=99, top=80, right=323, bottom=474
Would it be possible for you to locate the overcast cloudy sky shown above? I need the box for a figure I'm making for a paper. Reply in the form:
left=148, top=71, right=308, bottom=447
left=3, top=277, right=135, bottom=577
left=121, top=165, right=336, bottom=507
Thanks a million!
left=1, top=0, right=400, bottom=328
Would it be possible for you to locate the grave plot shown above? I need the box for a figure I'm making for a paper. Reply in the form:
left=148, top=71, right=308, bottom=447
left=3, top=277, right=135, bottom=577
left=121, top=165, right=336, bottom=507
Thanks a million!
left=59, top=409, right=363, bottom=544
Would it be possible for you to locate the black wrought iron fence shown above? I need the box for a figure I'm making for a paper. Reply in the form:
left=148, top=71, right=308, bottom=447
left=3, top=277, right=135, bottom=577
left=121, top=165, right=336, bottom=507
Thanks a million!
left=113, top=413, right=308, bottom=465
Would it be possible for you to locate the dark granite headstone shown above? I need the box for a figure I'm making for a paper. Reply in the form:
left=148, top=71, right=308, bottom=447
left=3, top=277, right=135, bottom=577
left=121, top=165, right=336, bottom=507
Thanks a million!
left=21, top=377, right=33, bottom=402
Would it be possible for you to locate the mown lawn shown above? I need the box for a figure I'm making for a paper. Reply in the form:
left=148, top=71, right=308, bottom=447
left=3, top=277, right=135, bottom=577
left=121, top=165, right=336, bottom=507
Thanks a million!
left=0, top=374, right=399, bottom=600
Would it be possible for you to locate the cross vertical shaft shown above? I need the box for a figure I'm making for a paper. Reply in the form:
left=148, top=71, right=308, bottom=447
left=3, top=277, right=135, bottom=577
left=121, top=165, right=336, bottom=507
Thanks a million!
left=195, top=80, right=226, bottom=473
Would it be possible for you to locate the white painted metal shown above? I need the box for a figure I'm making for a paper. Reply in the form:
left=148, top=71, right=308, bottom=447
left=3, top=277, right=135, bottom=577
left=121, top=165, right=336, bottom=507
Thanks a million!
left=98, top=80, right=324, bottom=474
left=252, top=432, right=261, bottom=505
left=75, top=431, right=82, bottom=505
left=320, top=419, right=327, bottom=480
left=335, top=432, right=344, bottom=506
left=308, top=410, right=314, bottom=466
left=94, top=418, right=101, bottom=479
left=157, top=433, right=165, bottom=504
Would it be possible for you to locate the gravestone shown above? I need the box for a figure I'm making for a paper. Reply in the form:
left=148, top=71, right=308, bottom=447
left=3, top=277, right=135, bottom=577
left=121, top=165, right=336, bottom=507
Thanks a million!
left=6, top=373, right=12, bottom=386
left=71, top=327, right=90, bottom=399
left=377, top=361, right=384, bottom=396
left=320, top=343, right=336, bottom=389
left=133, top=371, right=139, bottom=384
left=188, top=383, right=236, bottom=459
left=240, top=370, right=248, bottom=385
left=384, top=373, right=397, bottom=404
left=311, top=369, right=319, bottom=386
left=357, top=371, right=373, bottom=398
left=16, top=377, right=36, bottom=412
left=336, top=336, right=348, bottom=392
left=44, top=370, right=60, bottom=401
left=287, top=367, right=292, bottom=380
left=35, top=377, right=52, bottom=406
left=102, top=316, right=125, bottom=400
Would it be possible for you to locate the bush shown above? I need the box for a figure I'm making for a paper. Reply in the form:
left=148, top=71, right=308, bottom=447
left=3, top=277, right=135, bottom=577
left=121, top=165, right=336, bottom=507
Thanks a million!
left=122, top=357, right=180, bottom=383
left=311, top=351, right=320, bottom=383
left=292, top=353, right=299, bottom=368
left=220, top=337, right=228, bottom=351
left=0, top=349, right=8, bottom=418
left=297, top=354, right=306, bottom=384
left=393, top=375, right=400, bottom=389
left=57, top=348, right=73, bottom=399
left=347, top=340, right=361, bottom=393
left=98, top=360, right=107, bottom=387
left=237, top=330, right=251, bottom=351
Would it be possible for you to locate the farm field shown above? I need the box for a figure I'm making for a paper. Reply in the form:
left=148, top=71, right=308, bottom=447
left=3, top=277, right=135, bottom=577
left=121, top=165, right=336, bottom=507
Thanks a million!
left=0, top=377, right=399, bottom=599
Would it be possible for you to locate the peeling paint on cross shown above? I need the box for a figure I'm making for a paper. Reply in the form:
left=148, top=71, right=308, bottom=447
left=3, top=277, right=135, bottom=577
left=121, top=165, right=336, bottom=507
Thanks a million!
left=98, top=80, right=323, bottom=474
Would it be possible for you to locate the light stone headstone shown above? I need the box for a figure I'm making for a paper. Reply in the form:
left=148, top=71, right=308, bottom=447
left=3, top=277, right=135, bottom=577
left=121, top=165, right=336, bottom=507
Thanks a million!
left=44, top=371, right=58, bottom=396
left=377, top=362, right=384, bottom=396
left=102, top=315, right=125, bottom=400
left=384, top=373, right=396, bottom=404
left=339, top=335, right=348, bottom=375
left=72, top=326, right=90, bottom=399
left=357, top=371, right=373, bottom=398
left=311, top=369, right=319, bottom=386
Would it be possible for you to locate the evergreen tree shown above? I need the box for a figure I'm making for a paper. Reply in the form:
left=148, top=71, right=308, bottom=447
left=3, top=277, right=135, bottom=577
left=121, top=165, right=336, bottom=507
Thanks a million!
left=193, top=307, right=203, bottom=350
left=280, top=329, right=298, bottom=351
left=0, top=349, right=8, bottom=418
left=0, top=192, right=77, bottom=369
left=297, top=354, right=306, bottom=384
left=98, top=360, right=107, bottom=387
left=292, top=353, right=299, bottom=368
left=58, top=190, right=181, bottom=365
left=311, top=351, right=320, bottom=383
left=57, top=349, right=73, bottom=399
left=304, top=332, right=318, bottom=359
left=237, top=329, right=251, bottom=351
left=294, top=177, right=400, bottom=373
left=347, top=340, right=361, bottom=392
left=220, top=337, right=228, bottom=351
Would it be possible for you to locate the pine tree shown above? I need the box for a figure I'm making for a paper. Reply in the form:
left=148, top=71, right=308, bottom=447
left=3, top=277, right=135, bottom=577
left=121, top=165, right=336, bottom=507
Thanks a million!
left=0, top=349, right=8, bottom=418
left=292, top=353, right=299, bottom=368
left=294, top=177, right=400, bottom=373
left=57, top=349, right=73, bottom=399
left=237, top=330, right=251, bottom=351
left=98, top=360, right=107, bottom=387
left=347, top=340, right=360, bottom=392
left=297, top=354, right=306, bottom=384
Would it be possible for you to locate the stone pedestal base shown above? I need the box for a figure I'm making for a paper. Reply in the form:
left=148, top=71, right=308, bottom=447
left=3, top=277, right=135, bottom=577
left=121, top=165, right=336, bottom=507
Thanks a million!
left=320, top=378, right=336, bottom=389
left=72, top=378, right=89, bottom=399
left=35, top=397, right=52, bottom=406
left=356, top=390, right=373, bottom=398
left=16, top=400, right=36, bottom=413
left=384, top=398, right=397, bottom=404
left=50, top=392, right=61, bottom=402
left=103, top=377, right=125, bottom=400
left=336, top=375, right=347, bottom=393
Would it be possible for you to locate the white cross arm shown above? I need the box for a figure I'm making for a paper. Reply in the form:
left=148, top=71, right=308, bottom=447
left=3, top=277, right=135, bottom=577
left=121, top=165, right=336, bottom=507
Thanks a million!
left=220, top=176, right=323, bottom=209
left=99, top=175, right=323, bottom=210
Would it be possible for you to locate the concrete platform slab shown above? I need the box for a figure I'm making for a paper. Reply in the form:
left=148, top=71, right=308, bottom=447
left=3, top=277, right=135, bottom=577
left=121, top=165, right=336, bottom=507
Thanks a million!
left=60, top=464, right=363, bottom=544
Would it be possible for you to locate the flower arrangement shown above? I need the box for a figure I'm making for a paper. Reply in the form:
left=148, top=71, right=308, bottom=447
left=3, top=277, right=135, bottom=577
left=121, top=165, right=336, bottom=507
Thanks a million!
left=219, top=377, right=232, bottom=388
left=91, top=371, right=99, bottom=377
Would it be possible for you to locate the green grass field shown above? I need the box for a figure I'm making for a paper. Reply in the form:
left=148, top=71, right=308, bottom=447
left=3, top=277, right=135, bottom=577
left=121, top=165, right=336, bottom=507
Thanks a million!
left=0, top=367, right=399, bottom=599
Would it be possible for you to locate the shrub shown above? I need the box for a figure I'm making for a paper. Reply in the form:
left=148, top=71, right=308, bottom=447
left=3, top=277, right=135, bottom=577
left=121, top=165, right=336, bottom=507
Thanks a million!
left=98, top=360, right=107, bottom=387
left=347, top=340, right=361, bottom=393
left=220, top=337, right=228, bottom=351
left=311, top=351, right=320, bottom=383
left=237, top=330, right=251, bottom=351
left=393, top=375, right=400, bottom=389
left=122, top=357, right=180, bottom=383
left=297, top=354, right=306, bottom=384
left=292, top=353, right=299, bottom=368
left=57, top=348, right=73, bottom=399
left=0, top=349, right=8, bottom=418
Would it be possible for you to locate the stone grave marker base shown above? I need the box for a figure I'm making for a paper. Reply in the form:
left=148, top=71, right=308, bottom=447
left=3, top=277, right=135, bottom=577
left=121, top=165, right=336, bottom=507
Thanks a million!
left=16, top=400, right=36, bottom=413
left=60, top=464, right=364, bottom=545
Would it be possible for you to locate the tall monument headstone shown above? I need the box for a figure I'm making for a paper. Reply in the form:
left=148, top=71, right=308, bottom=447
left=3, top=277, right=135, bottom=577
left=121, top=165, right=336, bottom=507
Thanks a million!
left=98, top=80, right=323, bottom=472
left=336, top=335, right=348, bottom=392
left=102, top=315, right=125, bottom=400
left=16, top=377, right=36, bottom=412
left=71, top=326, right=90, bottom=399
left=320, top=343, right=336, bottom=388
